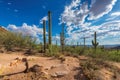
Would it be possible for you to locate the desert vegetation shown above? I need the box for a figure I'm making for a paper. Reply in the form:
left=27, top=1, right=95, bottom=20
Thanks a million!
left=0, top=11, right=120, bottom=80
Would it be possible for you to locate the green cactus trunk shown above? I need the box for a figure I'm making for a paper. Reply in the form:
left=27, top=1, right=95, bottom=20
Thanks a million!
left=43, top=20, right=46, bottom=53
left=84, top=38, right=86, bottom=48
left=48, top=11, right=52, bottom=45
left=92, top=32, right=99, bottom=51
left=77, top=42, right=79, bottom=47
left=56, top=40, right=58, bottom=46
left=60, top=23, right=65, bottom=53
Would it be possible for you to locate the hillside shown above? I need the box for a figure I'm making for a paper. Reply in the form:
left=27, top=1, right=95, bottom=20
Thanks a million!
left=0, top=26, right=8, bottom=33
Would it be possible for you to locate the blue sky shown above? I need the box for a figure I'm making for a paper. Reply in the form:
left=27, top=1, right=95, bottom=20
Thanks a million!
left=0, top=0, right=120, bottom=45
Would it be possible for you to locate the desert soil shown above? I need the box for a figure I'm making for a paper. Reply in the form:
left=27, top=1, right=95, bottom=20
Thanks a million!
left=0, top=52, right=120, bottom=80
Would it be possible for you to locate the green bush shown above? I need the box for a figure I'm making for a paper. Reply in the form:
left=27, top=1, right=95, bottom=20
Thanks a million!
left=0, top=32, right=38, bottom=51
left=45, top=45, right=60, bottom=57
left=84, top=47, right=120, bottom=62
left=63, top=46, right=86, bottom=56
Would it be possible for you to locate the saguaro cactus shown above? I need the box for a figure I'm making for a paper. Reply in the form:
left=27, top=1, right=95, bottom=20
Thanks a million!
left=60, top=23, right=65, bottom=53
left=43, top=20, right=46, bottom=53
left=84, top=38, right=86, bottom=48
left=48, top=11, right=52, bottom=45
left=92, top=32, right=99, bottom=50
left=77, top=42, right=79, bottom=46
left=56, top=40, right=58, bottom=46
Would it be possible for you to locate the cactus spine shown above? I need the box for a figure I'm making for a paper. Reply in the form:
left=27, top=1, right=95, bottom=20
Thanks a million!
left=43, top=20, right=46, bottom=53
left=92, top=32, right=99, bottom=50
left=48, top=11, right=52, bottom=45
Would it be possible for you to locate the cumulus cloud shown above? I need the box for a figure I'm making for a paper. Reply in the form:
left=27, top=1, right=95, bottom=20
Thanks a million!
left=7, top=23, right=44, bottom=42
left=60, top=0, right=89, bottom=27
left=111, top=12, right=120, bottom=16
left=106, top=12, right=120, bottom=21
left=88, top=0, right=117, bottom=20
left=60, top=0, right=118, bottom=44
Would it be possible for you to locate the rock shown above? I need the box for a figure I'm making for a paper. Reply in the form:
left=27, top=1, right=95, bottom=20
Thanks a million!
left=50, top=72, right=57, bottom=77
left=29, top=64, right=43, bottom=72
left=51, top=71, right=68, bottom=78
left=55, top=71, right=68, bottom=77
left=50, top=65, right=57, bottom=69
left=40, top=71, right=50, bottom=79
left=0, top=50, right=4, bottom=53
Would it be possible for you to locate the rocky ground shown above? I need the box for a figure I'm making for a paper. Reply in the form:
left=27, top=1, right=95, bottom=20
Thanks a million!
left=0, top=52, right=120, bottom=80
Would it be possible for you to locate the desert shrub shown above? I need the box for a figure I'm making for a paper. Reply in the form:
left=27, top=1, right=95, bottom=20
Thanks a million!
left=106, top=50, right=120, bottom=62
left=45, top=45, right=60, bottom=57
left=64, top=46, right=84, bottom=55
left=0, top=32, right=38, bottom=51
left=84, top=47, right=120, bottom=62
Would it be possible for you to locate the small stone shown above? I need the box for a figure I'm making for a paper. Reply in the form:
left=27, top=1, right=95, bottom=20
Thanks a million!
left=51, top=71, right=68, bottom=78
left=29, top=64, right=43, bottom=72
left=55, top=71, right=68, bottom=77
left=51, top=73, right=57, bottom=77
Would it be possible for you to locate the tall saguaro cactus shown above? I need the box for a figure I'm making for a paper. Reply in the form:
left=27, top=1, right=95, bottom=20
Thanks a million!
left=48, top=11, right=52, bottom=45
left=56, top=40, right=58, bottom=46
left=92, top=32, right=99, bottom=50
left=43, top=20, right=46, bottom=53
left=60, top=23, right=65, bottom=53
left=84, top=38, right=86, bottom=48
left=77, top=42, right=79, bottom=46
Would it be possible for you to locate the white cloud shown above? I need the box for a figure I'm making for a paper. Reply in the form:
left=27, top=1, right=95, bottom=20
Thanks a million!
left=88, top=0, right=117, bottom=20
left=60, top=0, right=117, bottom=26
left=7, top=23, right=44, bottom=42
left=60, top=0, right=119, bottom=44
left=40, top=16, right=48, bottom=24
left=111, top=12, right=120, bottom=16
left=60, top=0, right=89, bottom=27
left=64, top=20, right=120, bottom=44
left=52, top=34, right=60, bottom=45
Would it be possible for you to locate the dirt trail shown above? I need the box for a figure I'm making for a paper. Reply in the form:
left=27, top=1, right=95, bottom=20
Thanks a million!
left=0, top=52, right=88, bottom=80
left=0, top=52, right=120, bottom=80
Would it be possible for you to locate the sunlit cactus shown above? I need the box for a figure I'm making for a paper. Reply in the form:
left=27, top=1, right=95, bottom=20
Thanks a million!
left=77, top=42, right=79, bottom=46
left=48, top=11, right=52, bottom=45
left=43, top=20, right=46, bottom=53
left=56, top=40, right=58, bottom=46
left=60, top=23, right=65, bottom=53
left=84, top=38, right=86, bottom=48
left=92, top=32, right=99, bottom=50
